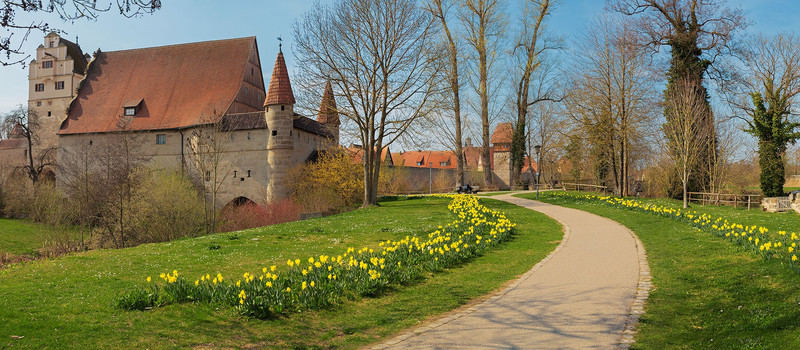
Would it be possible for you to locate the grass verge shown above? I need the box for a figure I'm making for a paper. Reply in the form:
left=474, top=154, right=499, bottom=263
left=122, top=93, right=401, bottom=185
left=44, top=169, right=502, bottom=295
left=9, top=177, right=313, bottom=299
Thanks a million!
left=519, top=192, right=800, bottom=349
left=0, top=196, right=561, bottom=349
left=0, top=218, right=56, bottom=256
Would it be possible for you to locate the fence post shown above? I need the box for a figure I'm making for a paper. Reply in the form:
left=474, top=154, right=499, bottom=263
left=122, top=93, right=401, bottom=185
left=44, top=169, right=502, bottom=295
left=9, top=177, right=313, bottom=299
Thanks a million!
left=747, top=196, right=751, bottom=210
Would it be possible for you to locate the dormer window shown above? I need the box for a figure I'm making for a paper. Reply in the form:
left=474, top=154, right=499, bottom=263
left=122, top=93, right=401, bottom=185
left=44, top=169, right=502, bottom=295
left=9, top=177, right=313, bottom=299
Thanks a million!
left=42, top=61, right=52, bottom=68
left=122, top=99, right=143, bottom=117
left=49, top=41, right=54, bottom=48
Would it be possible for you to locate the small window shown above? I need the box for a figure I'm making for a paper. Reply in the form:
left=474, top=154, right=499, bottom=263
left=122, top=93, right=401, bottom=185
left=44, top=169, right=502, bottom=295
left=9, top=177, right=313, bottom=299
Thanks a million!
left=89, top=140, right=93, bottom=145
left=233, top=170, right=237, bottom=178
left=244, top=86, right=248, bottom=95
left=42, top=61, right=52, bottom=68
left=271, top=130, right=277, bottom=136
left=156, top=134, right=166, bottom=144
left=124, top=107, right=136, bottom=116
left=36, top=101, right=41, bottom=107
left=281, top=105, right=285, bottom=111
left=47, top=111, right=51, bottom=117
left=55, top=81, right=64, bottom=90
left=49, top=41, right=54, bottom=48
left=440, top=162, right=447, bottom=167
left=251, top=67, right=254, bottom=76
left=35, top=83, right=45, bottom=92
left=247, top=170, right=251, bottom=177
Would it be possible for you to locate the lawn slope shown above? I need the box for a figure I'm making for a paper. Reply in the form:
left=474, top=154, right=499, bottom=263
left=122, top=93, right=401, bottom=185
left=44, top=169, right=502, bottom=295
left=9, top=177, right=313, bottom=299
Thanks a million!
left=521, top=193, right=800, bottom=349
left=1, top=196, right=561, bottom=349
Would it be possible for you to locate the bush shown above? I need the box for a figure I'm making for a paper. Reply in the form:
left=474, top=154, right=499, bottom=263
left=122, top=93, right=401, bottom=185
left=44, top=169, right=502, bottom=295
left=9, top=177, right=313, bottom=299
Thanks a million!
left=132, top=170, right=205, bottom=244
left=219, top=199, right=300, bottom=232
left=290, top=149, right=363, bottom=213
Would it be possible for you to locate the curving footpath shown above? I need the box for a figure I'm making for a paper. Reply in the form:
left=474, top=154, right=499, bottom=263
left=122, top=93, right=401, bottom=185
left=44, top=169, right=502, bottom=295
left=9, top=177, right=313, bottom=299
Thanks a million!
left=370, top=193, right=651, bottom=349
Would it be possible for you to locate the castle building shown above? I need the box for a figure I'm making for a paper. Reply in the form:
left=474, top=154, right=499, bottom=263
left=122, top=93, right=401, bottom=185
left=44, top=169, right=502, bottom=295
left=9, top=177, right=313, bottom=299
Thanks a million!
left=0, top=33, right=88, bottom=181
left=52, top=36, right=337, bottom=208
left=29, top=32, right=89, bottom=153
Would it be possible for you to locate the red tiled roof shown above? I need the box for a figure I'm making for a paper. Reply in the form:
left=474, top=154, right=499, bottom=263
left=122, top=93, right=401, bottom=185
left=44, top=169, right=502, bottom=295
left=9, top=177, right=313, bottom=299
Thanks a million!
left=264, top=51, right=295, bottom=106
left=347, top=145, right=391, bottom=164
left=393, top=151, right=457, bottom=169
left=491, top=122, right=513, bottom=144
left=9, top=123, right=25, bottom=139
left=60, top=37, right=257, bottom=134
left=0, top=138, right=25, bottom=150
left=317, top=80, right=339, bottom=126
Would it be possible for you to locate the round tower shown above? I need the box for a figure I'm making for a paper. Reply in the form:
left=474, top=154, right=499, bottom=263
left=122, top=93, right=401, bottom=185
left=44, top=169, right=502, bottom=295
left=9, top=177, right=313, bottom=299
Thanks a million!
left=264, top=49, right=296, bottom=203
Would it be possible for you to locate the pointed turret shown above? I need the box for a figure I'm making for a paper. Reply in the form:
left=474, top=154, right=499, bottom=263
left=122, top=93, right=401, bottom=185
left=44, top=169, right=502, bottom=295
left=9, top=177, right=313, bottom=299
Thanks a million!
left=317, top=80, right=340, bottom=144
left=264, top=50, right=295, bottom=203
left=264, top=51, right=295, bottom=106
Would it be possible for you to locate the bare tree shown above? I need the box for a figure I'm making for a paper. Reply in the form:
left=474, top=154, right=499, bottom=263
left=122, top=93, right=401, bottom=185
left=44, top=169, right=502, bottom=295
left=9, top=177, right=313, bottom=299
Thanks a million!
left=462, top=0, right=505, bottom=187
left=94, top=117, right=148, bottom=248
left=565, top=16, right=657, bottom=196
left=187, top=112, right=232, bottom=234
left=58, top=135, right=101, bottom=249
left=664, top=77, right=708, bottom=207
left=294, top=0, right=439, bottom=206
left=511, top=0, right=558, bottom=188
left=1, top=105, right=55, bottom=184
left=427, top=0, right=466, bottom=186
left=1, top=0, right=160, bottom=66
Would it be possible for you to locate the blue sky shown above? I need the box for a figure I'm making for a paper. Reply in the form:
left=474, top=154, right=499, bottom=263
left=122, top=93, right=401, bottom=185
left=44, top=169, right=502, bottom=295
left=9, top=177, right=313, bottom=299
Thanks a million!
left=0, top=0, right=798, bottom=116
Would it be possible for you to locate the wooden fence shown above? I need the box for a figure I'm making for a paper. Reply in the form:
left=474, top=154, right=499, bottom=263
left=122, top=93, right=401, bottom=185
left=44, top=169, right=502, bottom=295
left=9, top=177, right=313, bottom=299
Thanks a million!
left=561, top=182, right=608, bottom=193
left=687, top=192, right=762, bottom=210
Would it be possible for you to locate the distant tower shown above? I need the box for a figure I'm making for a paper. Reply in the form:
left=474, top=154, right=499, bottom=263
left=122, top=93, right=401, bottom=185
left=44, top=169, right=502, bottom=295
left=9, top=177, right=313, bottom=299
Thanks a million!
left=491, top=122, right=513, bottom=189
left=317, top=80, right=340, bottom=145
left=28, top=32, right=87, bottom=154
left=264, top=49, right=296, bottom=203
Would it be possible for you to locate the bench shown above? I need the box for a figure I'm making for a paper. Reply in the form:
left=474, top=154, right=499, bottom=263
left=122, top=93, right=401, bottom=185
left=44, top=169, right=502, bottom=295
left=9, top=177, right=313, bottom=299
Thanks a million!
left=454, top=185, right=480, bottom=194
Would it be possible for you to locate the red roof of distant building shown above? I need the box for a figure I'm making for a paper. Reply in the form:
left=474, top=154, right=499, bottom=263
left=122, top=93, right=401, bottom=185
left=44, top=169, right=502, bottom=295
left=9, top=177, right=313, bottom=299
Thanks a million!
left=0, top=138, right=25, bottom=150
left=347, top=145, right=392, bottom=164
left=60, top=37, right=258, bottom=134
left=264, top=51, right=295, bottom=106
left=491, top=122, right=513, bottom=144
left=393, top=150, right=457, bottom=169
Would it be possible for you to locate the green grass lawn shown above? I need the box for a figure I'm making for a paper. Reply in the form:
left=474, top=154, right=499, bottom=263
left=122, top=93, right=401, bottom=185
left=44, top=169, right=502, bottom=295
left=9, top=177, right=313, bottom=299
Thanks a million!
left=521, top=192, right=800, bottom=349
left=0, top=218, right=51, bottom=256
left=0, top=196, right=562, bottom=349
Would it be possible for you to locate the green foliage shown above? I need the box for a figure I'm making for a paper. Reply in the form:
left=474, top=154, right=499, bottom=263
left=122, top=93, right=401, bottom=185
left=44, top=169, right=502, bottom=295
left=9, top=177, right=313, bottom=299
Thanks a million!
left=745, top=93, right=800, bottom=197
left=564, top=133, right=583, bottom=181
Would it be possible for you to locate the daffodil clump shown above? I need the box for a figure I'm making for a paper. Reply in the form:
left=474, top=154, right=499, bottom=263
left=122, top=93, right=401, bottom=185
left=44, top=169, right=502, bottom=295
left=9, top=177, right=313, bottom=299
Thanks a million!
left=117, top=194, right=516, bottom=318
left=551, top=192, right=800, bottom=272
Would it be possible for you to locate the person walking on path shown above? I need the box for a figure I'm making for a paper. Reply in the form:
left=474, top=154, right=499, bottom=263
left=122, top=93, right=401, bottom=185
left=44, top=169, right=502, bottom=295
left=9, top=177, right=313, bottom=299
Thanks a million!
left=372, top=193, right=650, bottom=349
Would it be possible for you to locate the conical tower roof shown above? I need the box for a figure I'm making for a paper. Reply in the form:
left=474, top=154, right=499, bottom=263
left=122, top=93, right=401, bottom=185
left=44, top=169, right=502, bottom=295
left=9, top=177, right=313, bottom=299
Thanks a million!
left=264, top=51, right=295, bottom=106
left=317, top=80, right=339, bottom=126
